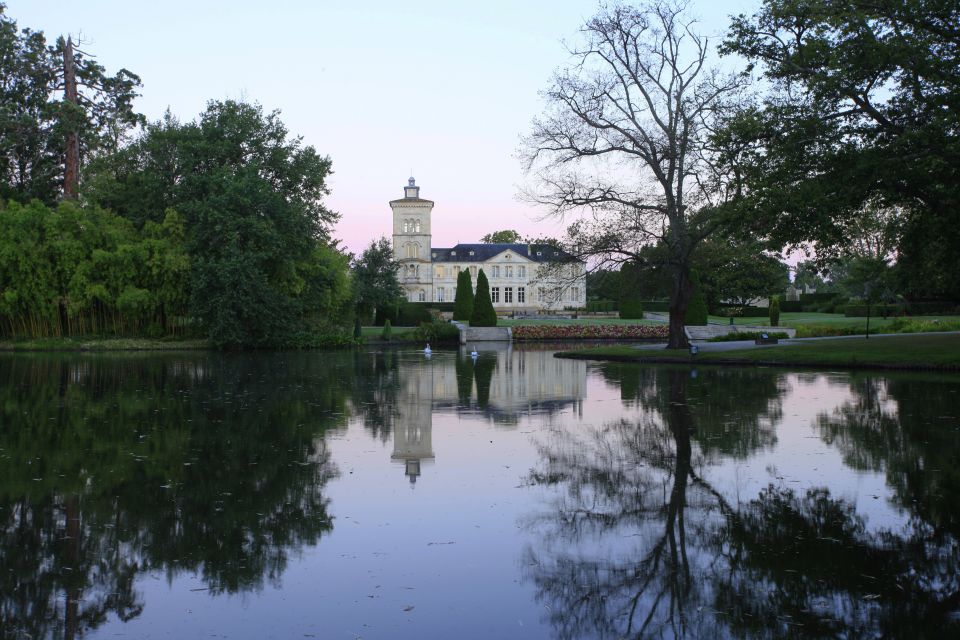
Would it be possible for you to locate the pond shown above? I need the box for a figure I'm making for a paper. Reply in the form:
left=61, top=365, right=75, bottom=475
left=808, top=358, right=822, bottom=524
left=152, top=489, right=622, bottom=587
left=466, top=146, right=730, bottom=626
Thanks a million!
left=1, top=346, right=958, bottom=639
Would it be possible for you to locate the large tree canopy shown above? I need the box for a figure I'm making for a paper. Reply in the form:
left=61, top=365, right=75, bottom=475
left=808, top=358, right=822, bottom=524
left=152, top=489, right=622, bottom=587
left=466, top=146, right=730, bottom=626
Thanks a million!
left=721, top=0, right=960, bottom=299
left=85, top=101, right=346, bottom=346
left=0, top=4, right=143, bottom=204
left=523, top=1, right=749, bottom=347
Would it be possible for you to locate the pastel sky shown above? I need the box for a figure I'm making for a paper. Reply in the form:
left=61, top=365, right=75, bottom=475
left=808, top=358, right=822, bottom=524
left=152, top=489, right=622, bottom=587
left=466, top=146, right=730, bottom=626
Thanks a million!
left=9, top=0, right=757, bottom=255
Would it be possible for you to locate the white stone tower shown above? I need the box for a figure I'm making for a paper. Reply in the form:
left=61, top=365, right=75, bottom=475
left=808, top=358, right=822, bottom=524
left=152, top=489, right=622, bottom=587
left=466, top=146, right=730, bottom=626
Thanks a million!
left=391, top=177, right=434, bottom=302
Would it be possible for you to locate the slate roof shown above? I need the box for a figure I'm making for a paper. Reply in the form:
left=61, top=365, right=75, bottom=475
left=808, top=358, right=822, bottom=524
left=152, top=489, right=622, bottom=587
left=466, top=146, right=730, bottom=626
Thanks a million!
left=430, top=243, right=580, bottom=263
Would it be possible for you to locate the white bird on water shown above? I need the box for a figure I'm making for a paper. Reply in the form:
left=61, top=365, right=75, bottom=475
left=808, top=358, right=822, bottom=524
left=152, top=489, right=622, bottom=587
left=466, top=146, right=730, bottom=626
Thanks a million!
left=470, top=346, right=478, bottom=358
left=424, top=343, right=432, bottom=356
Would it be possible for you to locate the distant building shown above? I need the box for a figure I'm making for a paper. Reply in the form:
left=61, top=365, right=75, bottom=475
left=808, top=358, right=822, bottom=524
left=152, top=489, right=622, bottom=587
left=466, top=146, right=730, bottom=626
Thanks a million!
left=785, top=283, right=817, bottom=301
left=390, top=177, right=586, bottom=313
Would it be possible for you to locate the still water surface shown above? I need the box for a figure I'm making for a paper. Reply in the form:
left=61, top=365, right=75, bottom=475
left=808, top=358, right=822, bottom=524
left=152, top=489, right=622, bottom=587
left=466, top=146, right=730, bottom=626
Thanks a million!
left=1, top=346, right=958, bottom=639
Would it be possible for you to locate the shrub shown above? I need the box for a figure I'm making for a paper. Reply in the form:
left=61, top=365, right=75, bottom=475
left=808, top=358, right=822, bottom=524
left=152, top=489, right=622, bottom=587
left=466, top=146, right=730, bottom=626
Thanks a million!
left=587, top=299, right=619, bottom=312
left=619, top=299, right=644, bottom=319
left=684, top=271, right=708, bottom=326
left=381, top=319, right=392, bottom=340
left=470, top=269, right=498, bottom=327
left=640, top=300, right=670, bottom=312
left=412, top=320, right=460, bottom=344
left=453, top=270, right=474, bottom=321
left=769, top=296, right=780, bottom=326
left=779, top=300, right=802, bottom=312
left=396, top=302, right=433, bottom=326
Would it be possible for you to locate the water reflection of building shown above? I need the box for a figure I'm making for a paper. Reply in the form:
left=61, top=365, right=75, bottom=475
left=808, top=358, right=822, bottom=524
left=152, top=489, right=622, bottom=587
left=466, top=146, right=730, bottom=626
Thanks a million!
left=390, top=348, right=586, bottom=483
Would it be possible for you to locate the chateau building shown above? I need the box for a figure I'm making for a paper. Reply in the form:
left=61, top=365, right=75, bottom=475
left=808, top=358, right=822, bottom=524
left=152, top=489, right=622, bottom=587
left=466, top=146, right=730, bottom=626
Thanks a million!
left=390, top=178, right=586, bottom=312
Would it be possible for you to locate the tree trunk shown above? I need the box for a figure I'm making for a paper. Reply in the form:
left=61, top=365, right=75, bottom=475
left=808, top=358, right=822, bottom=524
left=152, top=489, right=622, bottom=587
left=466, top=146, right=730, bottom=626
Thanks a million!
left=62, top=36, right=80, bottom=200
left=667, top=267, right=692, bottom=349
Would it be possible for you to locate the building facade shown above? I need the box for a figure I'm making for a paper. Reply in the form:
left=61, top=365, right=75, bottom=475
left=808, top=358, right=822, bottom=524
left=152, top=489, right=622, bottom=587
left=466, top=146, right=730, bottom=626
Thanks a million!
left=390, top=178, right=586, bottom=313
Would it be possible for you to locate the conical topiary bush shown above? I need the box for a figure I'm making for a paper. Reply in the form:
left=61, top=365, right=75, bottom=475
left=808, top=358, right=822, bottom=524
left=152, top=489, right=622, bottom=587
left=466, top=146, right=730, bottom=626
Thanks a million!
left=470, top=269, right=497, bottom=327
left=453, top=269, right=474, bottom=321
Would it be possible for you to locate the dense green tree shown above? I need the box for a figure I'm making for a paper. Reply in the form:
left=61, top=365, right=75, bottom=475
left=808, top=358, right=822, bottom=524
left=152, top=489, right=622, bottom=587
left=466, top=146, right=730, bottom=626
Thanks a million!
left=480, top=229, right=521, bottom=243
left=0, top=199, right=191, bottom=337
left=0, top=5, right=143, bottom=203
left=694, top=239, right=789, bottom=309
left=523, top=2, right=750, bottom=348
left=350, top=236, right=403, bottom=324
left=721, top=0, right=960, bottom=299
left=469, top=268, right=497, bottom=327
left=85, top=100, right=345, bottom=346
left=452, top=269, right=474, bottom=320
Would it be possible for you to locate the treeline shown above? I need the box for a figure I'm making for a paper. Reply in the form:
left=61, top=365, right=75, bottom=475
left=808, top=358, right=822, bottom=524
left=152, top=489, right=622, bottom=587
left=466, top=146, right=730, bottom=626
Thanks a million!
left=0, top=7, right=353, bottom=346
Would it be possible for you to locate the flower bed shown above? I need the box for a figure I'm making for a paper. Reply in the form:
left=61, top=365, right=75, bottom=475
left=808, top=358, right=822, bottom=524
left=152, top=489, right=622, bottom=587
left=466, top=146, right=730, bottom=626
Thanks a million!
left=512, top=324, right=669, bottom=340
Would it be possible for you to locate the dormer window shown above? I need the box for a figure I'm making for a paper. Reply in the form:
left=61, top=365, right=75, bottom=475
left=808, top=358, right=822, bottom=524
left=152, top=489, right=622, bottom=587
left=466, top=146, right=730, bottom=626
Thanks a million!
left=451, top=251, right=456, bottom=256
left=536, top=251, right=542, bottom=256
left=469, top=250, right=475, bottom=256
left=432, top=252, right=437, bottom=258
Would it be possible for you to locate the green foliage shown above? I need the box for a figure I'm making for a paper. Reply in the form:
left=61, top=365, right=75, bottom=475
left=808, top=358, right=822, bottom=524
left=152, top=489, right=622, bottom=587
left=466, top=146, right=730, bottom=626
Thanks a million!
left=769, top=296, right=780, bottom=327
left=353, top=318, right=362, bottom=339
left=412, top=320, right=460, bottom=344
left=469, top=269, right=497, bottom=327
left=396, top=302, right=433, bottom=327
left=83, top=100, right=348, bottom=347
left=480, top=229, right=522, bottom=243
left=452, top=269, right=474, bottom=321
left=0, top=199, right=192, bottom=337
left=0, top=7, right=144, bottom=204
left=619, top=299, right=644, bottom=320
left=351, top=236, right=403, bottom=322
left=381, top=319, right=392, bottom=340
left=694, top=239, right=789, bottom=309
left=722, top=0, right=960, bottom=300
left=684, top=271, right=708, bottom=326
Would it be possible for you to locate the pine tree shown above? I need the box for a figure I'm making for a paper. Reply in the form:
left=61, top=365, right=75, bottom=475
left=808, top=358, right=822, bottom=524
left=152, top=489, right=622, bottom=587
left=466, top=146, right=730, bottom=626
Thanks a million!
left=469, top=269, right=497, bottom=327
left=453, top=269, right=474, bottom=321
left=768, top=295, right=780, bottom=327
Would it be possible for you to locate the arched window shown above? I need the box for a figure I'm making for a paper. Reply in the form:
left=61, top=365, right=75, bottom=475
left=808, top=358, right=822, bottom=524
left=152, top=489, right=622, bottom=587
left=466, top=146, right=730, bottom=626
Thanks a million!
left=406, top=243, right=419, bottom=259
left=414, top=220, right=421, bottom=232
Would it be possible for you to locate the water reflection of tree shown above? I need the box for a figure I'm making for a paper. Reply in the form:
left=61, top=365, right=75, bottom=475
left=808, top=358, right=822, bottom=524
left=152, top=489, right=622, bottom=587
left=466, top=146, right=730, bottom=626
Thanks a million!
left=816, top=373, right=960, bottom=538
left=525, top=367, right=960, bottom=638
left=348, top=349, right=401, bottom=441
left=0, top=353, right=344, bottom=639
left=597, top=364, right=785, bottom=458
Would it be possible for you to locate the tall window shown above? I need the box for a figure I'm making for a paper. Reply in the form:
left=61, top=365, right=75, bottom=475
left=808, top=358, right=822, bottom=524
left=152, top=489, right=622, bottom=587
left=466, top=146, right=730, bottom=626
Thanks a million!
left=437, top=287, right=445, bottom=302
left=505, top=287, right=513, bottom=303
left=470, top=266, right=477, bottom=278
left=491, top=287, right=500, bottom=303
left=518, top=287, right=526, bottom=303
left=414, top=219, right=420, bottom=232
left=435, top=266, right=444, bottom=278
left=405, top=243, right=418, bottom=259
left=518, top=266, right=526, bottom=278
left=571, top=287, right=580, bottom=301
left=505, top=266, right=513, bottom=278
left=537, top=287, right=546, bottom=302
left=492, top=266, right=501, bottom=278
left=417, top=290, right=426, bottom=302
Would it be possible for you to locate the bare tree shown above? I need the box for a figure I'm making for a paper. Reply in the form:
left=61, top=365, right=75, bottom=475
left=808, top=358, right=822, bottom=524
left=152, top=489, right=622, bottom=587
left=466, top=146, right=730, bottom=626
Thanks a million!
left=522, top=1, right=747, bottom=348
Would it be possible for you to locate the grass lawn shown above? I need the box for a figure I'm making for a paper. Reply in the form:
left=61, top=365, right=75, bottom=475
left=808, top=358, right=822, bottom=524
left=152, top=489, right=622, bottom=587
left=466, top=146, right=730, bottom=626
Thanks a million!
left=711, top=312, right=960, bottom=327
left=556, top=333, right=960, bottom=370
